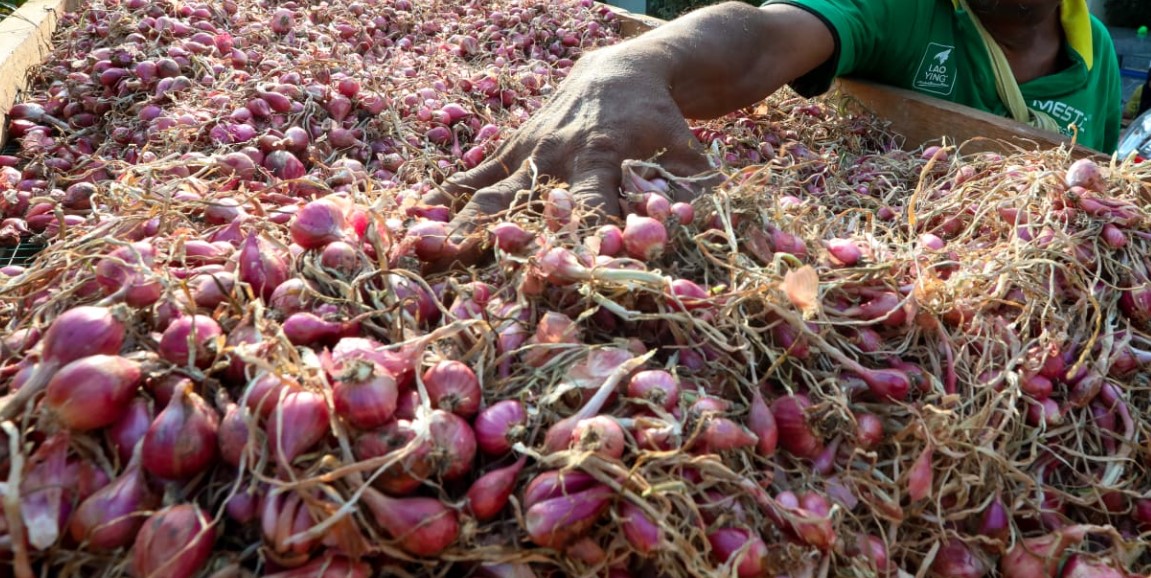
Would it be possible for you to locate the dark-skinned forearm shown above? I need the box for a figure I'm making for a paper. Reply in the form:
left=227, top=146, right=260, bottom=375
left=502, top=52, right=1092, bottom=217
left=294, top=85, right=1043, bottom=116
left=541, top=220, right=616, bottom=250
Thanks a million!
left=601, top=2, right=833, bottom=120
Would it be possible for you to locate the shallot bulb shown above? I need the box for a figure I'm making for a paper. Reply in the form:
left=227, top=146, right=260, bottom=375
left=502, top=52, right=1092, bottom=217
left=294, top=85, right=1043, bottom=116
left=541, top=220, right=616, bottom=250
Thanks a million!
left=419, top=409, right=477, bottom=481
left=95, top=241, right=163, bottom=307
left=626, top=369, right=679, bottom=410
left=622, top=214, right=668, bottom=260
left=238, top=233, right=289, bottom=300
left=570, top=415, right=626, bottom=459
left=69, top=450, right=159, bottom=550
left=108, top=398, right=153, bottom=466
left=268, top=389, right=331, bottom=468
left=1001, top=525, right=1094, bottom=578
left=141, top=382, right=219, bottom=480
left=332, top=361, right=398, bottom=430
left=44, top=354, right=141, bottom=431
left=747, top=390, right=778, bottom=457
left=931, top=538, right=989, bottom=578
left=422, top=360, right=482, bottom=418
left=489, top=222, right=535, bottom=253
left=771, top=394, right=823, bottom=459
left=619, top=500, right=661, bottom=555
left=596, top=224, right=624, bottom=256
left=706, top=527, right=770, bottom=578
left=826, top=238, right=862, bottom=266
left=525, top=482, right=614, bottom=549
left=467, top=457, right=527, bottom=521
left=362, top=487, right=459, bottom=557
left=158, top=314, right=222, bottom=369
left=1, top=305, right=127, bottom=421
left=131, top=504, right=216, bottom=578
left=290, top=197, right=348, bottom=250
left=474, top=400, right=528, bottom=456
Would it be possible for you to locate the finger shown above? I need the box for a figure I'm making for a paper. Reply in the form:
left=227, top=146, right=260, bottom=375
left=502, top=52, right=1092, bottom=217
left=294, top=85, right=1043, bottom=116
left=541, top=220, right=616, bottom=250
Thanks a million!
left=451, top=163, right=538, bottom=233
left=567, top=162, right=623, bottom=226
left=422, top=166, right=537, bottom=273
left=422, top=153, right=520, bottom=209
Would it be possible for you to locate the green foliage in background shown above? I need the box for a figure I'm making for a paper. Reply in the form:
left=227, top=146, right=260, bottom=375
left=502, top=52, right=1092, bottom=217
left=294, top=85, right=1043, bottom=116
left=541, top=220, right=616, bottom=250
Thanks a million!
left=2, top=0, right=28, bottom=17
left=1106, top=0, right=1151, bottom=26
left=646, top=0, right=759, bottom=21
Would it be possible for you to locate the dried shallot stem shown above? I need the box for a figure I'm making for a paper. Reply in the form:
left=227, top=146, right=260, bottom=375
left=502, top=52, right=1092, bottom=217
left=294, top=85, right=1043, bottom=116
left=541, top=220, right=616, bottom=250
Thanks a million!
left=1, top=422, right=32, bottom=578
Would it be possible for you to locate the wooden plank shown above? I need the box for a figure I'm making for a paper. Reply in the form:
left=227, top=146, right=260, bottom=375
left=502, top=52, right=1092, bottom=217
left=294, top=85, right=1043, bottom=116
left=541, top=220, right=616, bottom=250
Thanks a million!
left=0, top=0, right=78, bottom=146
left=597, top=3, right=1106, bottom=158
left=602, top=3, right=661, bottom=38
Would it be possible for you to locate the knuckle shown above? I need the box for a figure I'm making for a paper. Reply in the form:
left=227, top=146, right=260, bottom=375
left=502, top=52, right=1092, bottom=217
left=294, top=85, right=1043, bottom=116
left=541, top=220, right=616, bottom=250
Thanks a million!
left=573, top=132, right=623, bottom=173
left=531, top=134, right=566, bottom=159
left=582, top=131, right=619, bottom=155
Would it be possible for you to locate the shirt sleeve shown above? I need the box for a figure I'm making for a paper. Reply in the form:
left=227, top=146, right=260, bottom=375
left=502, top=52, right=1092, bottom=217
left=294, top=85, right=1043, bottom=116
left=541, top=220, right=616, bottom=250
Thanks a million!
left=761, top=0, right=895, bottom=97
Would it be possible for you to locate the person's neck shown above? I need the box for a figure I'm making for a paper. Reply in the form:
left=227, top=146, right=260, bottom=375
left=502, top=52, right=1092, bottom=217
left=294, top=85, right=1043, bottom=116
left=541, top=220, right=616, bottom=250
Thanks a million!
left=969, top=3, right=1062, bottom=53
left=969, top=2, right=1065, bottom=82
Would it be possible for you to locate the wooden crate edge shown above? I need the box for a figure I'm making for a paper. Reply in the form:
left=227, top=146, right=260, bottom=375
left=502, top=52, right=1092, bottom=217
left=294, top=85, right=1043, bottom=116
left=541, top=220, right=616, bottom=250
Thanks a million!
left=0, top=0, right=78, bottom=146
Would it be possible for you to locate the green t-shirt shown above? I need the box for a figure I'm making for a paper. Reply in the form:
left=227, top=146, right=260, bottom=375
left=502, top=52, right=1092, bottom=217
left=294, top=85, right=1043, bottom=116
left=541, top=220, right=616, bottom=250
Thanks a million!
left=765, top=0, right=1122, bottom=153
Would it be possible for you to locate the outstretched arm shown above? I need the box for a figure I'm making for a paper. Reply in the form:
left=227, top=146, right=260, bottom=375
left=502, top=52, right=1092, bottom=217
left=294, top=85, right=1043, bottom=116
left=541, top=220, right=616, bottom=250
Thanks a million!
left=633, top=2, right=834, bottom=119
left=425, top=1, right=836, bottom=268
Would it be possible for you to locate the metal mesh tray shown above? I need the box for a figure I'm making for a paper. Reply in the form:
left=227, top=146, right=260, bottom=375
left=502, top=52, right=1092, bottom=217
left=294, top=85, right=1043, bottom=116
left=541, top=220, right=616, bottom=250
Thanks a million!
left=1, top=139, right=47, bottom=268
left=0, top=235, right=46, bottom=268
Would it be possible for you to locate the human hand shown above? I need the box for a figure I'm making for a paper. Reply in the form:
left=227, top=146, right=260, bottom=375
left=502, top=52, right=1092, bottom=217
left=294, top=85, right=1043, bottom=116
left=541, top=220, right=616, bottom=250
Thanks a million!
left=422, top=46, right=715, bottom=270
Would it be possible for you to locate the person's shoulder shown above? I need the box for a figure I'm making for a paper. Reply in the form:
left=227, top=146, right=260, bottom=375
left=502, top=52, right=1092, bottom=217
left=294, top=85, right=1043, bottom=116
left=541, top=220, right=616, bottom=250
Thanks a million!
left=1088, top=14, right=1117, bottom=53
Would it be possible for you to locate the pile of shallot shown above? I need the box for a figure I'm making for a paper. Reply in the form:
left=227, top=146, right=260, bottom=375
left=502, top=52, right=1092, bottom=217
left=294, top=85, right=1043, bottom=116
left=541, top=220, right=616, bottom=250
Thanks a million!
left=2, top=0, right=1151, bottom=577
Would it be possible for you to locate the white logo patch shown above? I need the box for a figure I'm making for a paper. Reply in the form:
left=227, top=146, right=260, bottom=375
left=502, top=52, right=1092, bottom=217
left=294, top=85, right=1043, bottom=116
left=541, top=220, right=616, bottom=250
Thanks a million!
left=913, top=42, right=957, bottom=96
